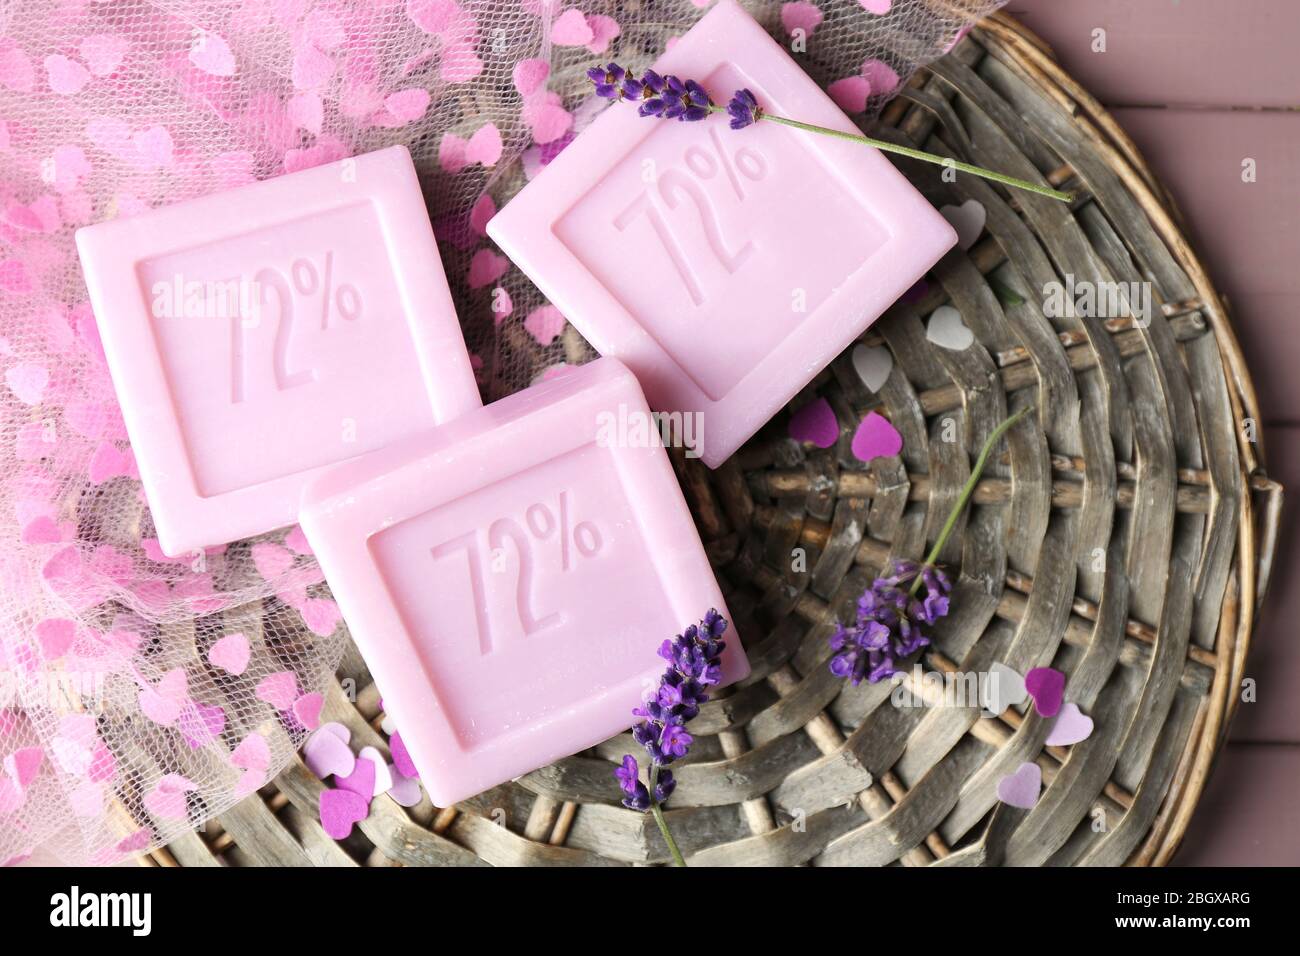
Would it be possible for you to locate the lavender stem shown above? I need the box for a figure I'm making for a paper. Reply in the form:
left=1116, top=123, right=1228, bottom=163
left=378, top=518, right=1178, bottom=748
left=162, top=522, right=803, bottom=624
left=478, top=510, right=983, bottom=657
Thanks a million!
left=907, top=405, right=1033, bottom=598
left=648, top=764, right=687, bottom=867
left=712, top=106, right=1073, bottom=203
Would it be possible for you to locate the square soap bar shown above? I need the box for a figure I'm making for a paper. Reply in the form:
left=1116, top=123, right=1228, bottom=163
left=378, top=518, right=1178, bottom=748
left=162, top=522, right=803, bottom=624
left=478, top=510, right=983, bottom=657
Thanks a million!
left=76, top=146, right=480, bottom=556
left=488, top=0, right=956, bottom=468
left=300, top=358, right=749, bottom=807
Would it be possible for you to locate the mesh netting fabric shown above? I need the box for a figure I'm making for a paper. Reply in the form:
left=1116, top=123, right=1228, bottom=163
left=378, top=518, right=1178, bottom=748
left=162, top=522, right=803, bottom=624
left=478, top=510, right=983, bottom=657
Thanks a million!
left=0, top=0, right=1002, bottom=866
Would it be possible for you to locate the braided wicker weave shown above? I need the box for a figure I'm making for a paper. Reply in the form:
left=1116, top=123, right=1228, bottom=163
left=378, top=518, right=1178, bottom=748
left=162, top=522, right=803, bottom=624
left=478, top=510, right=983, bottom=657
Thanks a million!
left=151, top=12, right=1281, bottom=867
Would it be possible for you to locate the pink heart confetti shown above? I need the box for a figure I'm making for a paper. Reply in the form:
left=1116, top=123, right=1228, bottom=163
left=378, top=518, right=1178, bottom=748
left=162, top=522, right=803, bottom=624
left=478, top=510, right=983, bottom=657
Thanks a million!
left=131, top=125, right=174, bottom=169
left=207, top=632, right=250, bottom=676
left=292, top=692, right=324, bottom=730
left=287, top=92, right=323, bottom=135
left=859, top=0, right=892, bottom=14
left=780, top=2, right=823, bottom=36
left=5, top=363, right=48, bottom=405
left=407, top=0, right=457, bottom=34
left=189, top=31, right=236, bottom=76
left=88, top=441, right=136, bottom=484
left=996, top=761, right=1041, bottom=809
left=524, top=98, right=573, bottom=145
left=512, top=58, right=549, bottom=96
left=850, top=411, right=903, bottom=462
left=304, top=727, right=355, bottom=779
left=585, top=14, right=621, bottom=54
left=292, top=42, right=334, bottom=90
left=144, top=773, right=197, bottom=820
left=138, top=668, right=188, bottom=726
left=788, top=397, right=838, bottom=448
left=469, top=193, right=496, bottom=236
left=35, top=618, right=76, bottom=659
left=234, top=769, right=265, bottom=798
left=1024, top=666, right=1065, bottom=718
left=299, top=598, right=342, bottom=637
left=115, top=828, right=152, bottom=854
left=79, top=35, right=127, bottom=77
left=389, top=729, right=418, bottom=778
left=1045, top=702, right=1093, bottom=746
left=251, top=540, right=294, bottom=581
left=467, top=248, right=509, bottom=289
left=860, top=58, right=900, bottom=95
left=319, top=787, right=368, bottom=839
left=524, top=304, right=566, bottom=346
left=552, top=8, right=595, bottom=46
left=230, top=733, right=270, bottom=771
left=45, top=54, right=90, bottom=95
left=384, top=88, right=430, bottom=124
left=335, top=755, right=377, bottom=799
left=0, top=40, right=35, bottom=93
left=255, top=670, right=298, bottom=710
left=827, top=76, right=871, bottom=114
left=284, top=525, right=313, bottom=555
left=4, top=747, right=43, bottom=788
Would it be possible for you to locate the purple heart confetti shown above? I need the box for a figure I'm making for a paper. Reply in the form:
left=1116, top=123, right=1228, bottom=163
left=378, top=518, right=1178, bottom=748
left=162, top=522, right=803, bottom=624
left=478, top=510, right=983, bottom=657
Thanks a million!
left=304, top=727, right=355, bottom=780
left=788, top=397, right=839, bottom=449
left=389, top=729, right=418, bottom=779
left=1045, top=702, right=1094, bottom=746
left=996, top=761, right=1041, bottom=809
left=1025, top=666, right=1065, bottom=718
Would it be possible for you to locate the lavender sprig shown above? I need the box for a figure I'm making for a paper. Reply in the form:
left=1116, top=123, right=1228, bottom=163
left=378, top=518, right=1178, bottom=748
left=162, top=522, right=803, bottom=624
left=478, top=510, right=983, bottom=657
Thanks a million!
left=830, top=406, right=1032, bottom=684
left=615, top=608, right=728, bottom=867
left=586, top=64, right=1072, bottom=202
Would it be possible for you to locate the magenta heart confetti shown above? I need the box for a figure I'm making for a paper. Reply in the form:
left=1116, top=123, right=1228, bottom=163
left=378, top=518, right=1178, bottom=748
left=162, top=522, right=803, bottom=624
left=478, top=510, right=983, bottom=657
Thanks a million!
left=335, top=755, right=376, bottom=800
left=1025, top=666, right=1065, bottom=718
left=788, top=397, right=839, bottom=449
left=996, top=761, right=1041, bottom=809
left=319, top=787, right=369, bottom=839
left=1045, top=702, right=1094, bottom=746
left=389, top=729, right=417, bottom=779
left=850, top=411, right=903, bottom=462
left=178, top=702, right=225, bottom=749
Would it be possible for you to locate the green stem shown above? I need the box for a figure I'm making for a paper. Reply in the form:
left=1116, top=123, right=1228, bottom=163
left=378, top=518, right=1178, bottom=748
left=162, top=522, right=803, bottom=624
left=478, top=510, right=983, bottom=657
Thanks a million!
left=908, top=406, right=1033, bottom=598
left=648, top=765, right=687, bottom=867
left=710, top=106, right=1072, bottom=203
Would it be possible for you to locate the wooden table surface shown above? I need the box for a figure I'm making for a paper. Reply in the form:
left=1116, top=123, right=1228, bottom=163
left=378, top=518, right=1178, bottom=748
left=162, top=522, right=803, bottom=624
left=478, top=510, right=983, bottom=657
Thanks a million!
left=1006, top=0, right=1299, bottom=866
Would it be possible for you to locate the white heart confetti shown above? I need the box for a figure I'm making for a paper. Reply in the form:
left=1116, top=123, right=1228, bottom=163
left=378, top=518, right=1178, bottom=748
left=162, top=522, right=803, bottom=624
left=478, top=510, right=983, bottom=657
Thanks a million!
left=982, top=662, right=1027, bottom=716
left=926, top=305, right=974, bottom=351
left=851, top=344, right=893, bottom=392
left=940, top=198, right=985, bottom=250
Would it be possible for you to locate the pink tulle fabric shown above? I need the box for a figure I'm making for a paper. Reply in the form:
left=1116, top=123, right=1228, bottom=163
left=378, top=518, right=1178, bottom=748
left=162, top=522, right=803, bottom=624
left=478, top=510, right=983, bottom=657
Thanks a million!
left=0, top=0, right=1001, bottom=865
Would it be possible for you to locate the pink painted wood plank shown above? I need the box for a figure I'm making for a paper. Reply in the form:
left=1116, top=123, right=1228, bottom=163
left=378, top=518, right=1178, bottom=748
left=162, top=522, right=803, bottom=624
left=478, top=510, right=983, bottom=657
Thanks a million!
left=1113, top=107, right=1300, bottom=421
left=1005, top=0, right=1300, bottom=108
left=1174, top=744, right=1300, bottom=865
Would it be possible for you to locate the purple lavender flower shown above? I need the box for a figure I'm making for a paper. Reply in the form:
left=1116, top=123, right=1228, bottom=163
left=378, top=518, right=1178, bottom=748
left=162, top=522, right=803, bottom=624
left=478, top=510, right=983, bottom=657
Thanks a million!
left=616, top=754, right=651, bottom=811
left=615, top=610, right=728, bottom=813
left=726, top=89, right=762, bottom=129
left=829, top=562, right=952, bottom=685
left=586, top=62, right=641, bottom=101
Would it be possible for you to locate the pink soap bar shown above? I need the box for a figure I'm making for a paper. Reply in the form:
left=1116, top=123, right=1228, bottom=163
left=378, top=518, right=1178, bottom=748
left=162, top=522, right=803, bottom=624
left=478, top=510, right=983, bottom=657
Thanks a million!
left=299, top=358, right=749, bottom=807
left=75, top=146, right=480, bottom=556
left=488, top=0, right=956, bottom=468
